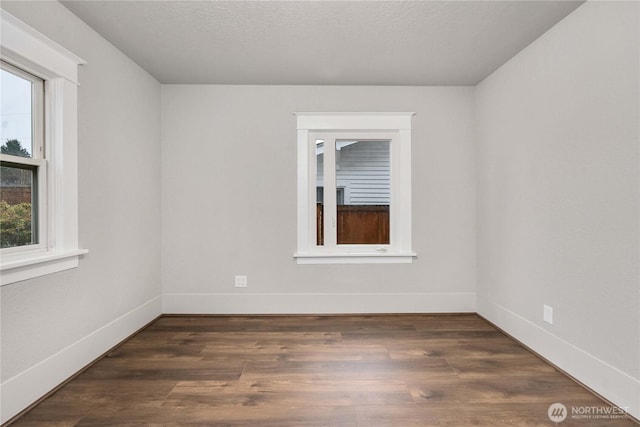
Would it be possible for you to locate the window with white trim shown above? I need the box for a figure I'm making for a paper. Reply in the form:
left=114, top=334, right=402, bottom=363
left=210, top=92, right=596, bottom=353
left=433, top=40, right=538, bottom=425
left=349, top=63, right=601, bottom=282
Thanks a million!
left=1, top=62, right=45, bottom=250
left=0, top=10, right=87, bottom=285
left=295, top=113, right=415, bottom=264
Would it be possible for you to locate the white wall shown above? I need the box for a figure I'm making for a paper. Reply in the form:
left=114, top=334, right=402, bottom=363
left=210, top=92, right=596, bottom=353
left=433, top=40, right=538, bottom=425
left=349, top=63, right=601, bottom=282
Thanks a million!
left=475, top=1, right=639, bottom=418
left=161, top=85, right=476, bottom=314
left=0, top=1, right=162, bottom=423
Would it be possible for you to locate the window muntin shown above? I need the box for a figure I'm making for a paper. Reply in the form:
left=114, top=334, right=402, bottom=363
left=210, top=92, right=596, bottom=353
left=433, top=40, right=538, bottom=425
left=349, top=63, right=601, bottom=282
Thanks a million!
left=0, top=62, right=45, bottom=250
left=295, top=112, right=414, bottom=264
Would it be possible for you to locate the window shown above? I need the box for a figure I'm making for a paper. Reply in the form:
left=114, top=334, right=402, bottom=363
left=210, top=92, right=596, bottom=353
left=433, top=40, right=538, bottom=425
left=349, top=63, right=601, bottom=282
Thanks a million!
left=0, top=10, right=87, bottom=285
left=295, top=113, right=415, bottom=264
left=1, top=62, right=45, bottom=250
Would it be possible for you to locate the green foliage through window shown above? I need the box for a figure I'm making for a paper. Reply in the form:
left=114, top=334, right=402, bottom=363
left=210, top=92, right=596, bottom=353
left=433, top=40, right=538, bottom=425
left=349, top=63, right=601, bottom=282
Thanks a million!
left=1, top=139, right=34, bottom=248
left=0, top=201, right=32, bottom=248
left=1, top=139, right=31, bottom=157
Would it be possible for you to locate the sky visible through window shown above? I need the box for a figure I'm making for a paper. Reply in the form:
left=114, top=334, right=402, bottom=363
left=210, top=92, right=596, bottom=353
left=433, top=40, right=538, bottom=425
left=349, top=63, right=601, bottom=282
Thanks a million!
left=1, top=68, right=33, bottom=156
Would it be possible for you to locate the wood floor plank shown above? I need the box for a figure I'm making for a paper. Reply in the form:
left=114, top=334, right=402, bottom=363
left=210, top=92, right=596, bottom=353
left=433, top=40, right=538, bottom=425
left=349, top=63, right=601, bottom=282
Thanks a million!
left=45, top=379, right=177, bottom=407
left=356, top=404, right=636, bottom=427
left=75, top=405, right=358, bottom=427
left=77, top=358, right=244, bottom=381
left=444, top=354, right=559, bottom=378
left=163, top=379, right=413, bottom=408
left=8, top=314, right=637, bottom=427
left=239, top=359, right=453, bottom=383
left=386, top=336, right=525, bottom=360
left=200, top=341, right=389, bottom=362
left=406, top=374, right=604, bottom=405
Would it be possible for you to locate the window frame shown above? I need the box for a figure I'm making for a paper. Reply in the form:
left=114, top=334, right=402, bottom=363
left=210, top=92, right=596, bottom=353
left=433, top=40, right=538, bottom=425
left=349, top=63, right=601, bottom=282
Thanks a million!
left=294, top=112, right=415, bottom=264
left=0, top=10, right=87, bottom=285
left=312, top=131, right=394, bottom=251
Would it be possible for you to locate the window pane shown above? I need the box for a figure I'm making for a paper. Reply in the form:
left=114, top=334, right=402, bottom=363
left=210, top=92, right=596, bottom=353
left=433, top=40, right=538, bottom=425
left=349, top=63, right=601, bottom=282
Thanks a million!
left=0, top=165, right=36, bottom=248
left=335, top=140, right=390, bottom=244
left=1, top=67, right=33, bottom=158
left=315, top=139, right=324, bottom=246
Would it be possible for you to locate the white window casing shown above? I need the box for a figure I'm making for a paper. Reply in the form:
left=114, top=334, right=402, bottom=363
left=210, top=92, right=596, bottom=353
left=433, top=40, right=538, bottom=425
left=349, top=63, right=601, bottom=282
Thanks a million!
left=294, top=112, right=416, bottom=264
left=0, top=10, right=87, bottom=285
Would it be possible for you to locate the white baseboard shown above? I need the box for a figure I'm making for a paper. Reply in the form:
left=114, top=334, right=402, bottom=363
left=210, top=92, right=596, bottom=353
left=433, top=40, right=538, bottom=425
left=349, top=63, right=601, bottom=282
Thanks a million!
left=0, top=296, right=162, bottom=424
left=477, top=296, right=640, bottom=420
left=162, top=292, right=476, bottom=314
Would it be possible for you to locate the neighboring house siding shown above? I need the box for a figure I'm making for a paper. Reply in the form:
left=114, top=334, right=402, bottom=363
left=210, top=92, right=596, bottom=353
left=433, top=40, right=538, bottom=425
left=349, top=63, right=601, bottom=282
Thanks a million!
left=316, top=140, right=390, bottom=205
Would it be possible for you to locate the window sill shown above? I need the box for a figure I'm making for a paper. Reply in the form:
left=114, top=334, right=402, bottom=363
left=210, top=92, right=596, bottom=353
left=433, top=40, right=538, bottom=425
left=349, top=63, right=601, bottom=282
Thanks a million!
left=0, top=248, right=88, bottom=285
left=294, top=252, right=416, bottom=264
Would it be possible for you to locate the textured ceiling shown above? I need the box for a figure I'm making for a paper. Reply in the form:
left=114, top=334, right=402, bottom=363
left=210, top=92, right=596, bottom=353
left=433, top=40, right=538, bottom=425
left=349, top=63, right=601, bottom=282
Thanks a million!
left=61, top=0, right=584, bottom=85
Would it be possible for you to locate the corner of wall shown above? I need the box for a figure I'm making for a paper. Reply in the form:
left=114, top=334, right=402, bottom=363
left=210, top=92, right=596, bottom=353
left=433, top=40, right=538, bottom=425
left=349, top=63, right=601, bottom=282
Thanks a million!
left=1, top=296, right=162, bottom=424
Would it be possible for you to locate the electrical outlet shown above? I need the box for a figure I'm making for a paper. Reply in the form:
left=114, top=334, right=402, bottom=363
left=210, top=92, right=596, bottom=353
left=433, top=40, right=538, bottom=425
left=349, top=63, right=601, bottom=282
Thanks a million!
left=543, top=305, right=553, bottom=325
left=234, top=275, right=247, bottom=288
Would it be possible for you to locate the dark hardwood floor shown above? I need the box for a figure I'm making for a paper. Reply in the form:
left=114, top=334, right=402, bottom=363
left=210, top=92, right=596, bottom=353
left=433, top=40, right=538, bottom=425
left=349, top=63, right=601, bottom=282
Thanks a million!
left=9, top=315, right=638, bottom=426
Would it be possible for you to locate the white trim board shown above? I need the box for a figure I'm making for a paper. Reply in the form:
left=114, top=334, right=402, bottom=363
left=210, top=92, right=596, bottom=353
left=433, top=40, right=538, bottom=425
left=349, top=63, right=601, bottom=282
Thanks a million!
left=0, top=296, right=162, bottom=424
left=0, top=10, right=85, bottom=84
left=162, top=292, right=476, bottom=314
left=477, top=296, right=640, bottom=421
